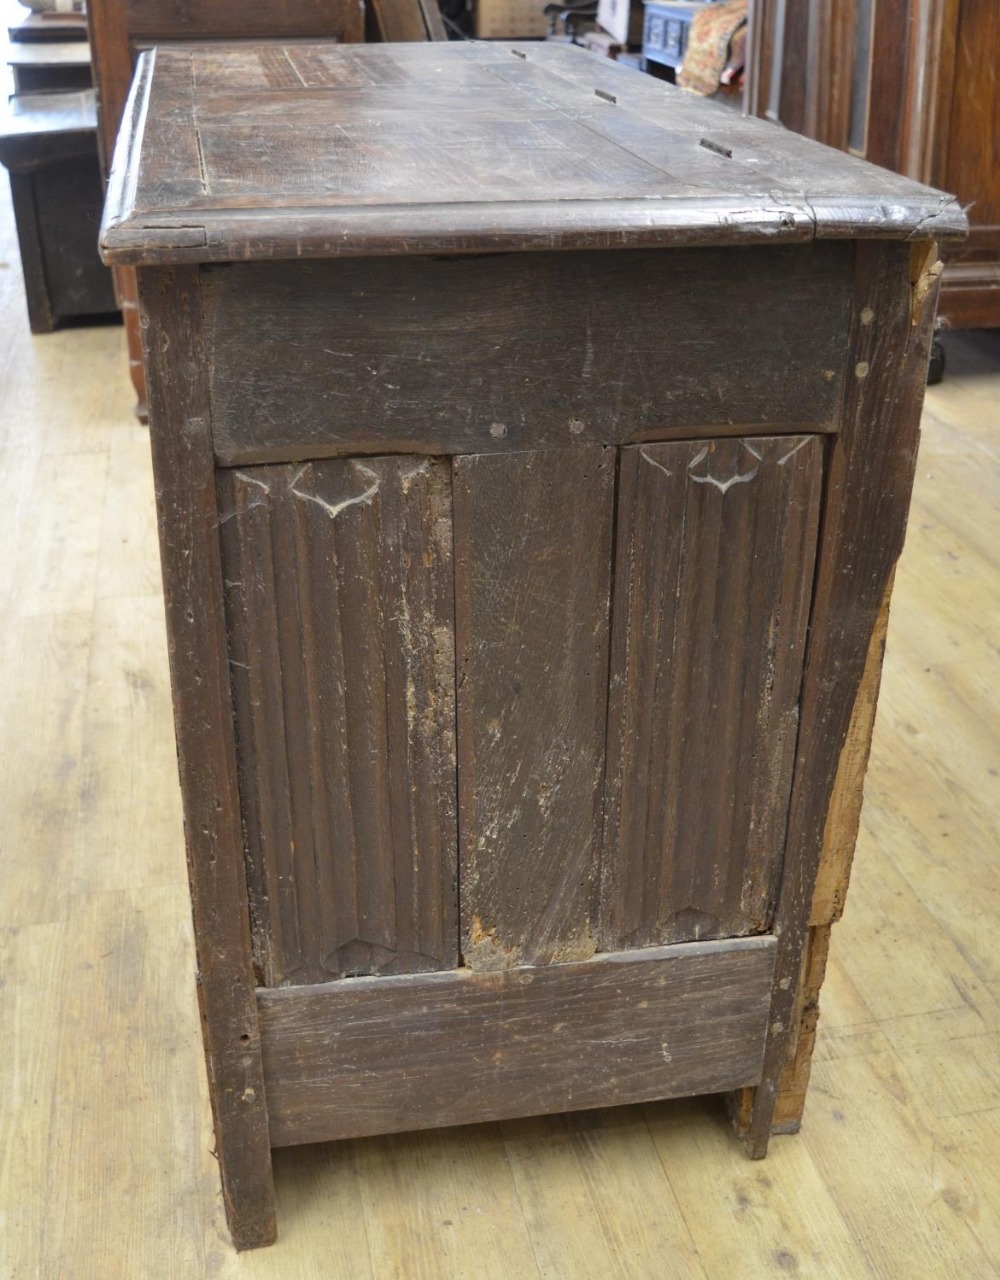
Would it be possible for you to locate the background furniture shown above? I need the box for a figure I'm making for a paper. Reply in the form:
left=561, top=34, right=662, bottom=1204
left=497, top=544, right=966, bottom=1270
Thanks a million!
left=641, top=1, right=703, bottom=77
left=747, top=0, right=1000, bottom=334
left=86, top=0, right=366, bottom=418
left=7, top=5, right=88, bottom=43
left=367, top=0, right=447, bottom=41
left=101, top=38, right=962, bottom=1250
left=0, top=88, right=116, bottom=331
left=7, top=37, right=90, bottom=90
left=85, top=0, right=450, bottom=418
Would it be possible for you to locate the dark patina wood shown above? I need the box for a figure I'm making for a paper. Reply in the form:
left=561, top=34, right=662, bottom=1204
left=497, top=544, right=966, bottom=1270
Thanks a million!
left=86, top=0, right=366, bottom=417
left=0, top=90, right=117, bottom=333
left=257, top=936, right=777, bottom=1146
left=601, top=436, right=824, bottom=951
left=102, top=41, right=965, bottom=1249
left=739, top=239, right=944, bottom=1155
left=201, top=249, right=849, bottom=465
left=218, top=457, right=458, bottom=987
left=749, top=0, right=1000, bottom=330
left=137, top=268, right=275, bottom=1249
left=100, top=43, right=965, bottom=267
left=454, top=447, right=615, bottom=970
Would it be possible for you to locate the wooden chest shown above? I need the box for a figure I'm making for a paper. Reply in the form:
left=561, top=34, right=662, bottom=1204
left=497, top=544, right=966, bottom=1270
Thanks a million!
left=0, top=89, right=117, bottom=333
left=100, top=41, right=965, bottom=1250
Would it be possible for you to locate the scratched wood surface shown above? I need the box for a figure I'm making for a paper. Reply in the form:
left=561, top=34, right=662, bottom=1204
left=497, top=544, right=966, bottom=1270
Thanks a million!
left=201, top=248, right=850, bottom=465
left=3, top=137, right=1000, bottom=1271
left=218, top=457, right=458, bottom=987
left=137, top=267, right=276, bottom=1247
left=740, top=241, right=944, bottom=1155
left=98, top=41, right=965, bottom=266
left=601, top=436, right=824, bottom=950
left=257, top=937, right=777, bottom=1146
left=454, top=447, right=614, bottom=970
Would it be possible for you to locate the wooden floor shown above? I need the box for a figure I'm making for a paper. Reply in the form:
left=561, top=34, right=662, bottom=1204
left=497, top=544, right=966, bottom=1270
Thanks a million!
left=2, top=177, right=999, bottom=1278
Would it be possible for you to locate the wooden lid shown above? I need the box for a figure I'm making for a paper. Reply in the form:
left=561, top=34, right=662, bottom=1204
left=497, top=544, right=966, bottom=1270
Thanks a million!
left=100, top=41, right=967, bottom=266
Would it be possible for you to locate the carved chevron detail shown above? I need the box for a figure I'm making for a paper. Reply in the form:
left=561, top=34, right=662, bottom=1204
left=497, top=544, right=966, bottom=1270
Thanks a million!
left=219, top=457, right=458, bottom=987
left=601, top=436, right=825, bottom=950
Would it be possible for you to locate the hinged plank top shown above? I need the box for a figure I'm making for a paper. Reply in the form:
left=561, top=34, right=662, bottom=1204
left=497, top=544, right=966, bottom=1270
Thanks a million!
left=101, top=41, right=967, bottom=264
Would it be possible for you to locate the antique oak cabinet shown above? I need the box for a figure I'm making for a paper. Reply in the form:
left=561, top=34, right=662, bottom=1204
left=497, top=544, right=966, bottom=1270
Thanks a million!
left=100, top=41, right=964, bottom=1249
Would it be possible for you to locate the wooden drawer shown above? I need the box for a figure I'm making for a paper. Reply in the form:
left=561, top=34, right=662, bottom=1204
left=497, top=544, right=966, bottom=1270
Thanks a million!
left=202, top=245, right=852, bottom=466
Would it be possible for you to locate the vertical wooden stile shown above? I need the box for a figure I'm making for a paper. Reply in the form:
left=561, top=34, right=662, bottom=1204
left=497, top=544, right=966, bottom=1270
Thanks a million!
left=137, top=266, right=275, bottom=1249
left=454, top=447, right=615, bottom=970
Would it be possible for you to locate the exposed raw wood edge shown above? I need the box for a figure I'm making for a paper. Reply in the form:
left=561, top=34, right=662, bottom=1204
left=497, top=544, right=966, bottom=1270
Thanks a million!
left=99, top=48, right=155, bottom=260
left=810, top=571, right=895, bottom=927
left=768, top=923, right=833, bottom=1133
left=910, top=241, right=945, bottom=326
left=753, top=570, right=896, bottom=1135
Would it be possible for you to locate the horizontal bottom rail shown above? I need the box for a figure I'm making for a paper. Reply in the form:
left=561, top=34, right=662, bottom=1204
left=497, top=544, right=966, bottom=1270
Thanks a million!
left=258, top=935, right=776, bottom=1147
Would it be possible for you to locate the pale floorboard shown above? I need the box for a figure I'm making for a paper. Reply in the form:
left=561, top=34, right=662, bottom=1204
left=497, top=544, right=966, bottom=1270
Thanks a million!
left=0, top=145, right=998, bottom=1279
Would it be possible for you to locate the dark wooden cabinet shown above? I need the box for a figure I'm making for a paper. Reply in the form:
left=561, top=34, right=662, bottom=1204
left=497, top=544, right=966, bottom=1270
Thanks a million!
left=747, top=0, right=1000, bottom=330
left=101, top=40, right=964, bottom=1250
left=0, top=90, right=117, bottom=333
left=85, top=0, right=366, bottom=417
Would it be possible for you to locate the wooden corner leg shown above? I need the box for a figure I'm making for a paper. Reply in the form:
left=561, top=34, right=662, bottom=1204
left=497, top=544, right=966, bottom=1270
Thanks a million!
left=731, top=240, right=939, bottom=1157
left=138, top=265, right=276, bottom=1248
left=197, top=975, right=277, bottom=1250
left=731, top=571, right=895, bottom=1150
left=114, top=265, right=149, bottom=421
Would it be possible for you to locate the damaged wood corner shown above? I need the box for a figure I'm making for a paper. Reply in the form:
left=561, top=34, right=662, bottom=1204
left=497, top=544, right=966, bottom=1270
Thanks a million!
left=909, top=240, right=943, bottom=327
left=742, top=570, right=897, bottom=1141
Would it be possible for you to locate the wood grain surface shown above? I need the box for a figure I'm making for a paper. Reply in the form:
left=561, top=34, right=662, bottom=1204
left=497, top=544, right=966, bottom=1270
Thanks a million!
left=99, top=42, right=966, bottom=266
left=257, top=936, right=777, bottom=1146
left=453, top=447, right=614, bottom=970
left=6, top=128, right=1000, bottom=1269
left=202, top=248, right=850, bottom=465
left=740, top=240, right=944, bottom=1155
left=218, top=456, right=458, bottom=987
left=136, top=266, right=276, bottom=1248
left=601, top=436, right=824, bottom=950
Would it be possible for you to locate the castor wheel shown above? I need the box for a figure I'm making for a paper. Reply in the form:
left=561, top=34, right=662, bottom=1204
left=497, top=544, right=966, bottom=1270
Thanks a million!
left=927, top=338, right=946, bottom=385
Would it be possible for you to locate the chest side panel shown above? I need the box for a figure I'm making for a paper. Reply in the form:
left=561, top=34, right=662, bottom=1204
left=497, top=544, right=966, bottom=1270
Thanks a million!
left=200, top=245, right=851, bottom=465
left=600, top=434, right=824, bottom=949
left=218, top=456, right=458, bottom=986
left=454, top=446, right=615, bottom=970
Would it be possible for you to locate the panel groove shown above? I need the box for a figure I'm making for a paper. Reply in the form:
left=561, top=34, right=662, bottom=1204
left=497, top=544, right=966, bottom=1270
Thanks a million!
left=219, top=456, right=458, bottom=987
left=600, top=436, right=825, bottom=951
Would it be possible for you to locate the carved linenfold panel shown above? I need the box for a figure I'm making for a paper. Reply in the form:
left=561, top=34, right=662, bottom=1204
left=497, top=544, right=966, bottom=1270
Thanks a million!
left=218, top=456, right=458, bottom=986
left=600, top=435, right=825, bottom=951
left=453, top=447, right=615, bottom=970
